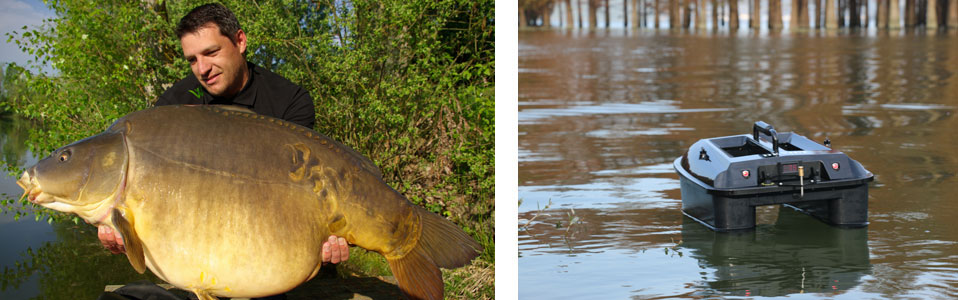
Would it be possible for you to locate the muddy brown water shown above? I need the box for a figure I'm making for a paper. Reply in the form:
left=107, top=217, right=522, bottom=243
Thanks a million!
left=519, top=29, right=958, bottom=299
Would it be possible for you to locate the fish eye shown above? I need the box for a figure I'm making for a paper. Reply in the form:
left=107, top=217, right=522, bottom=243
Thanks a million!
left=58, top=150, right=71, bottom=162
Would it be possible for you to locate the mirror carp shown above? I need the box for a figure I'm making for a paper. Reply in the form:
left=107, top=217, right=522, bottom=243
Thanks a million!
left=17, top=105, right=481, bottom=300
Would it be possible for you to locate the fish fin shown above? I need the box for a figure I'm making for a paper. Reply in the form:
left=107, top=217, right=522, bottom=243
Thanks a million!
left=211, top=105, right=255, bottom=114
left=387, top=247, right=443, bottom=300
left=191, top=289, right=219, bottom=300
left=386, top=206, right=482, bottom=300
left=112, top=208, right=146, bottom=274
left=413, top=205, right=482, bottom=268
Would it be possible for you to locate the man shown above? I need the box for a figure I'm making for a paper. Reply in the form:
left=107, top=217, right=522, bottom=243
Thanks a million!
left=97, top=3, right=349, bottom=277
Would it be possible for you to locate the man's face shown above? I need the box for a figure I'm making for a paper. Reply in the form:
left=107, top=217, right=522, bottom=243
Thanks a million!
left=180, top=24, right=248, bottom=97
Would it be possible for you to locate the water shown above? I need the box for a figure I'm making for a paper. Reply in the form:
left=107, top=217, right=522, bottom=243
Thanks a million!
left=518, top=29, right=958, bottom=299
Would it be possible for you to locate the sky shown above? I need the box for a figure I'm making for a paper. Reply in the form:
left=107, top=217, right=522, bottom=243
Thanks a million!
left=0, top=0, right=55, bottom=72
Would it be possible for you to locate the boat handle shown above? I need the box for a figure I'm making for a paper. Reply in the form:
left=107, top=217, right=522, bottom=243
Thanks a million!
left=752, top=121, right=779, bottom=156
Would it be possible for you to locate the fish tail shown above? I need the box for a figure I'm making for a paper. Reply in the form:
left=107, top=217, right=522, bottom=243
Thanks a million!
left=387, top=247, right=443, bottom=300
left=386, top=205, right=482, bottom=300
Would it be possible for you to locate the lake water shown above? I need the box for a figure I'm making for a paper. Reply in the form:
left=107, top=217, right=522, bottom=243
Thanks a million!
left=518, top=29, right=958, bottom=299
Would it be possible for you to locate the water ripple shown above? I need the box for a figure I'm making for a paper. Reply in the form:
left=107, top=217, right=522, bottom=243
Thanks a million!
left=519, top=100, right=732, bottom=124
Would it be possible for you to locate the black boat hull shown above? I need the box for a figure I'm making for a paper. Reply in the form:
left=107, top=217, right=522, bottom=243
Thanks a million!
left=675, top=157, right=869, bottom=231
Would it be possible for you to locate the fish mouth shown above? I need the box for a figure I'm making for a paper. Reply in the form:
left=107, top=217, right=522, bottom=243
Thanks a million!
left=16, top=168, right=51, bottom=205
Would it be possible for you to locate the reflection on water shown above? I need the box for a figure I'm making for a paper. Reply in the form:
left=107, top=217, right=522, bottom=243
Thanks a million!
left=519, top=206, right=871, bottom=298
left=519, top=29, right=958, bottom=299
left=0, top=220, right=160, bottom=299
left=0, top=116, right=33, bottom=174
left=680, top=208, right=870, bottom=297
left=0, top=212, right=53, bottom=299
left=0, top=115, right=50, bottom=299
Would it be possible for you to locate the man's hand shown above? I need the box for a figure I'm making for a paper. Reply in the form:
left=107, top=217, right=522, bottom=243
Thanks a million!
left=98, top=225, right=126, bottom=254
left=322, top=235, right=349, bottom=264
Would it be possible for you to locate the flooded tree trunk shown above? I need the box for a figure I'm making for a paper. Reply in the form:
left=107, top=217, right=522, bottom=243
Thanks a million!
left=875, top=0, right=889, bottom=29
left=712, top=0, right=720, bottom=29
left=751, top=0, right=761, bottom=28
left=675, top=0, right=683, bottom=28
left=589, top=0, right=598, bottom=28
left=770, top=0, right=783, bottom=29
left=642, top=0, right=648, bottom=27
left=566, top=0, right=576, bottom=28
left=578, top=0, right=584, bottom=27
left=670, top=0, right=680, bottom=28
left=848, top=0, right=861, bottom=27
left=905, top=0, right=915, bottom=27
left=825, top=0, right=838, bottom=29
left=647, top=0, right=652, bottom=27
left=798, top=0, right=810, bottom=29
left=696, top=0, right=706, bottom=28
left=792, top=0, right=801, bottom=29
left=815, top=0, right=822, bottom=27
left=890, top=0, right=902, bottom=27
left=951, top=0, right=958, bottom=28
left=520, top=8, right=528, bottom=27
left=646, top=0, right=652, bottom=27
left=624, top=0, right=629, bottom=27
left=684, top=0, right=693, bottom=28
left=788, top=0, right=802, bottom=30
left=632, top=0, right=643, bottom=28
left=928, top=0, right=939, bottom=28
left=633, top=0, right=641, bottom=27
left=730, top=0, right=739, bottom=29
left=950, top=0, right=958, bottom=27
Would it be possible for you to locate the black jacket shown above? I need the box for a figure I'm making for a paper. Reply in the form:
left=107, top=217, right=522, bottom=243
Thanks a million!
left=155, top=62, right=316, bottom=128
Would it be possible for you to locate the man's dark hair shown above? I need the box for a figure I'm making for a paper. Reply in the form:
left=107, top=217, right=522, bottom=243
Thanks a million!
left=176, top=3, right=242, bottom=44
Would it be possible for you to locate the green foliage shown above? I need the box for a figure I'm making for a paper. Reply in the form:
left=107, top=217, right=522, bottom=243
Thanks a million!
left=343, top=247, right=392, bottom=277
left=2, top=0, right=494, bottom=297
left=2, top=0, right=182, bottom=152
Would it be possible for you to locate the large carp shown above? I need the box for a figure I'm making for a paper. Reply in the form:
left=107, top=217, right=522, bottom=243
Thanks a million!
left=16, top=105, right=481, bottom=300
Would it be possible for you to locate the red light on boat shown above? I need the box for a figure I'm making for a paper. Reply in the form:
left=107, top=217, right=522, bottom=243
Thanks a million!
left=831, top=162, right=840, bottom=170
left=742, top=170, right=750, bottom=178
